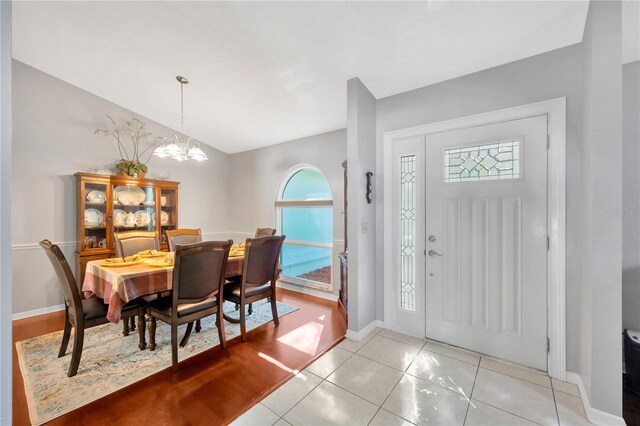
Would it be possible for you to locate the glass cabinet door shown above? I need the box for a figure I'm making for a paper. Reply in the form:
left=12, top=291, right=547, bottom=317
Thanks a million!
left=111, top=182, right=158, bottom=236
left=159, top=188, right=177, bottom=246
left=82, top=181, right=109, bottom=251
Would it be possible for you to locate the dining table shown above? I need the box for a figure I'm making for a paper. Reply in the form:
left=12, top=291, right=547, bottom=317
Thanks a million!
left=82, top=253, right=244, bottom=324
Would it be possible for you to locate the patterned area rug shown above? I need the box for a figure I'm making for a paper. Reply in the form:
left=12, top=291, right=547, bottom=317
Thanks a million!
left=16, top=300, right=298, bottom=425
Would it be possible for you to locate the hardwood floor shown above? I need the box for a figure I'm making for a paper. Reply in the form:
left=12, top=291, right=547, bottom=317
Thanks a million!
left=12, top=289, right=347, bottom=425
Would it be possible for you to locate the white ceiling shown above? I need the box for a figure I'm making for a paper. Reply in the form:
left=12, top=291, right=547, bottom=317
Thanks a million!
left=13, top=1, right=592, bottom=154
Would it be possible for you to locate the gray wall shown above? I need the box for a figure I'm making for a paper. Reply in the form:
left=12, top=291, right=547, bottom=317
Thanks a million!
left=0, top=1, right=12, bottom=423
left=579, top=0, right=623, bottom=416
left=623, top=61, right=640, bottom=331
left=12, top=61, right=232, bottom=315
left=228, top=129, right=346, bottom=296
left=347, top=78, right=377, bottom=332
left=375, top=43, right=584, bottom=370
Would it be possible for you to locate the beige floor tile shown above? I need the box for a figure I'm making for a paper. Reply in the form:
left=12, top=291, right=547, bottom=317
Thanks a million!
left=305, top=346, right=353, bottom=378
left=369, top=409, right=416, bottom=425
left=378, top=329, right=427, bottom=349
left=472, top=368, right=557, bottom=426
left=480, top=357, right=551, bottom=388
left=231, top=403, right=281, bottom=426
left=261, top=370, right=323, bottom=416
left=423, top=340, right=481, bottom=366
left=465, top=400, right=537, bottom=425
left=555, top=391, right=591, bottom=425
left=327, top=354, right=403, bottom=405
left=357, top=335, right=420, bottom=371
left=551, top=378, right=581, bottom=397
left=284, top=381, right=379, bottom=426
left=382, top=374, right=469, bottom=425
left=407, top=349, right=478, bottom=396
left=337, top=332, right=375, bottom=353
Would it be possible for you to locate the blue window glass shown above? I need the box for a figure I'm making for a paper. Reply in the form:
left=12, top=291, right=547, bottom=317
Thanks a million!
left=282, top=169, right=332, bottom=201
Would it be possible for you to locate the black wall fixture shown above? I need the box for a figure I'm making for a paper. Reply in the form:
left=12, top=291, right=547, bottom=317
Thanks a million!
left=366, top=171, right=373, bottom=204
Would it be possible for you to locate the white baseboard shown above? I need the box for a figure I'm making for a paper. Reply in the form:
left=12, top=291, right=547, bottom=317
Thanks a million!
left=565, top=371, right=626, bottom=425
left=276, top=281, right=338, bottom=302
left=346, top=319, right=385, bottom=341
left=12, top=304, right=65, bottom=321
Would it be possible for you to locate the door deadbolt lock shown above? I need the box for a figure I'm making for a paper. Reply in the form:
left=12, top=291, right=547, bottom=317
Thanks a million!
left=428, top=235, right=436, bottom=243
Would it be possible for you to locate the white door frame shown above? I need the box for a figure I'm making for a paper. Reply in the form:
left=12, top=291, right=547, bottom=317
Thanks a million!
left=383, top=97, right=566, bottom=380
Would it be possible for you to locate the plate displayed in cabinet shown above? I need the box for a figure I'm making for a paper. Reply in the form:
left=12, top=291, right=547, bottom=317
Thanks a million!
left=134, top=210, right=151, bottom=226
left=113, top=209, right=126, bottom=226
left=160, top=210, right=170, bottom=225
left=84, top=208, right=104, bottom=227
left=86, top=190, right=106, bottom=204
left=114, top=186, right=146, bottom=205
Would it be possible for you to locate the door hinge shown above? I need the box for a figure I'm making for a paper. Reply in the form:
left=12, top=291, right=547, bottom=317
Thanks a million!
left=547, top=135, right=550, bottom=149
left=547, top=236, right=550, bottom=250
left=547, top=337, right=550, bottom=353
left=424, top=249, right=427, bottom=255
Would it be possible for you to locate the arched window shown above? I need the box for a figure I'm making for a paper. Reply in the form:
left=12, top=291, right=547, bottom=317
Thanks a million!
left=276, top=166, right=333, bottom=287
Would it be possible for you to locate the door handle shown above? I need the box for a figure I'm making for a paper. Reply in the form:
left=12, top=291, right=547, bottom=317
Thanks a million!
left=428, top=249, right=443, bottom=257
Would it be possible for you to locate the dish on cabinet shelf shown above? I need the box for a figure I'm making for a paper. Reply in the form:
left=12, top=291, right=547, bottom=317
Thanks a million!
left=112, top=209, right=126, bottom=227
left=134, top=210, right=151, bottom=226
left=84, top=208, right=104, bottom=227
left=86, top=190, right=106, bottom=204
left=160, top=210, right=169, bottom=225
left=114, top=186, right=146, bottom=205
left=142, top=200, right=155, bottom=207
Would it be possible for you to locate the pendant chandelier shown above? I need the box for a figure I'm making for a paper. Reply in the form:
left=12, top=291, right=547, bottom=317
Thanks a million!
left=153, top=76, right=208, bottom=161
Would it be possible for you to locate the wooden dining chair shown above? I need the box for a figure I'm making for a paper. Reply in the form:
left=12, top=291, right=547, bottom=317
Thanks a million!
left=114, top=230, right=159, bottom=257
left=166, top=228, right=204, bottom=336
left=146, top=240, right=233, bottom=370
left=166, top=228, right=202, bottom=251
left=40, top=240, right=146, bottom=377
left=223, top=236, right=285, bottom=342
left=255, top=228, right=276, bottom=239
left=113, top=230, right=159, bottom=334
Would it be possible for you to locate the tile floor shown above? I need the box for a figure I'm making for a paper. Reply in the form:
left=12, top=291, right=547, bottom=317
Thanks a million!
left=231, top=328, right=591, bottom=426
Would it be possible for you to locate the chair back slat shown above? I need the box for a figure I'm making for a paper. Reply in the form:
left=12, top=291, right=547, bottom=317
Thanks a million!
left=243, top=236, right=285, bottom=285
left=173, top=240, right=233, bottom=304
left=39, top=240, right=83, bottom=314
left=114, top=231, right=158, bottom=257
left=166, top=228, right=202, bottom=252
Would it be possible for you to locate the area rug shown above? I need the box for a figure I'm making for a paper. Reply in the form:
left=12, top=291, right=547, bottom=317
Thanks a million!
left=16, top=300, right=298, bottom=425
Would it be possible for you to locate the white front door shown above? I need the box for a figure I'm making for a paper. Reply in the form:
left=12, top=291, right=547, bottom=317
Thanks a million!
left=425, top=115, right=548, bottom=370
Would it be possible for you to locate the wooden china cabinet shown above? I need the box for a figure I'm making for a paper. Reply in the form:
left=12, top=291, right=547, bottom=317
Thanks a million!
left=74, top=172, right=180, bottom=283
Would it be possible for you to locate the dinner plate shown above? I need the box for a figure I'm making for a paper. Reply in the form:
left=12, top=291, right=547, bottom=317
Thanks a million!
left=160, top=210, right=170, bottom=225
left=114, top=186, right=146, bottom=205
left=84, top=208, right=104, bottom=227
left=86, top=190, right=106, bottom=204
left=134, top=210, right=151, bottom=226
left=101, top=259, right=143, bottom=267
left=146, top=259, right=174, bottom=267
left=137, top=249, right=165, bottom=258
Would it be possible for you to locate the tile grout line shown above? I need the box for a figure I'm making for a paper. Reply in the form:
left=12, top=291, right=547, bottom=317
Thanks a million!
left=462, top=357, right=482, bottom=425
left=551, top=387, right=562, bottom=426
left=269, top=370, right=326, bottom=423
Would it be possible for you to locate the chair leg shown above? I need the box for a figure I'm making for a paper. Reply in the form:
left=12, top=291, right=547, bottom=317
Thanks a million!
left=130, top=316, right=136, bottom=332
left=248, top=303, right=253, bottom=316
left=240, top=303, right=247, bottom=342
left=195, top=319, right=202, bottom=333
left=68, top=326, right=84, bottom=377
left=137, top=313, right=147, bottom=350
left=180, top=322, right=194, bottom=348
left=171, top=324, right=179, bottom=371
left=148, top=317, right=157, bottom=351
left=122, top=318, right=130, bottom=336
left=217, top=308, right=226, bottom=350
left=58, top=315, right=72, bottom=357
left=270, top=294, right=279, bottom=327
left=234, top=303, right=239, bottom=311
